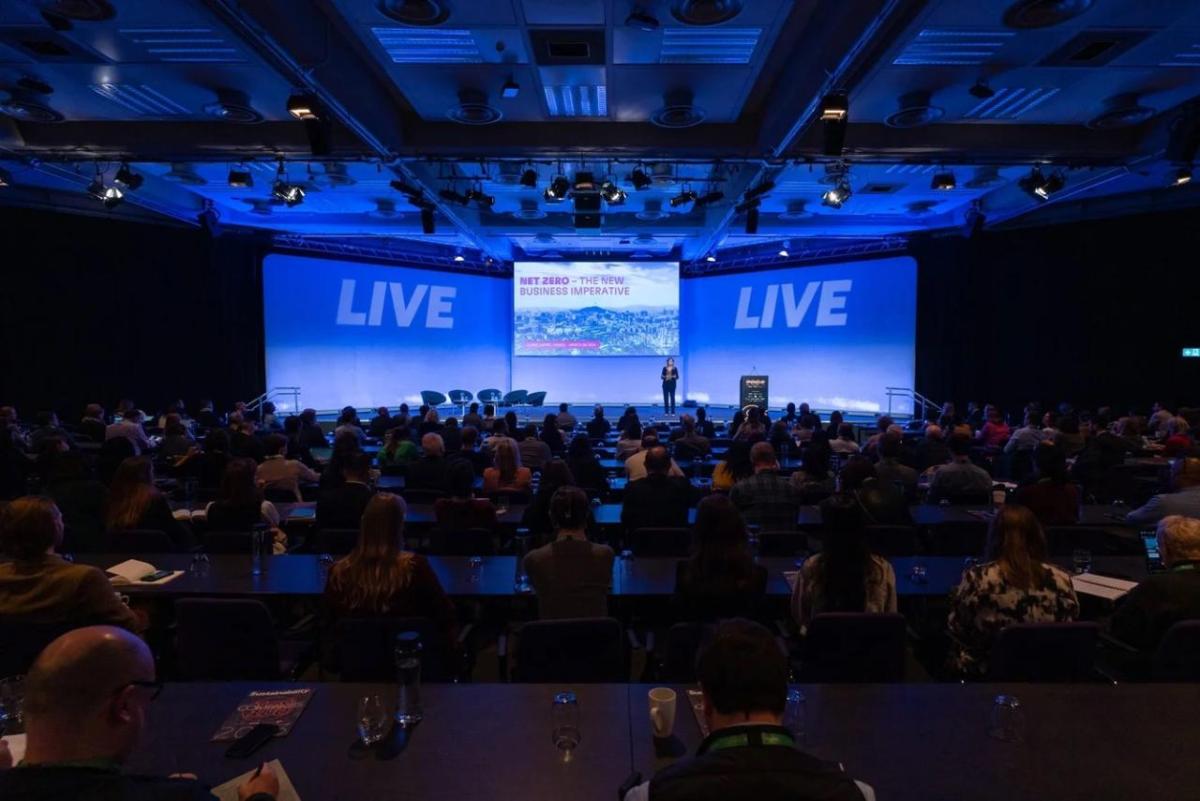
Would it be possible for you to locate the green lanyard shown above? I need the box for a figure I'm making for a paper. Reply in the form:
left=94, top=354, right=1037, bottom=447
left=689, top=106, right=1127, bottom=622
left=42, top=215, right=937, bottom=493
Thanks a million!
left=702, top=728, right=795, bottom=753
left=1171, top=562, right=1198, bottom=573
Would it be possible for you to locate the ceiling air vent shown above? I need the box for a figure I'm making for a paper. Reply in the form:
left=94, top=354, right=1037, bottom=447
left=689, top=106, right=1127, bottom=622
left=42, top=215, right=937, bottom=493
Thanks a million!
left=885, top=90, right=944, bottom=128
left=317, top=163, right=356, bottom=187
left=636, top=199, right=668, bottom=220
left=40, top=0, right=116, bottom=22
left=778, top=200, right=811, bottom=220
left=1003, top=0, right=1093, bottom=30
left=512, top=200, right=547, bottom=220
left=0, top=93, right=63, bottom=122
left=651, top=89, right=706, bottom=129
left=671, top=0, right=744, bottom=26
left=1086, top=93, right=1154, bottom=129
left=447, top=89, right=502, bottom=125
left=860, top=183, right=902, bottom=194
left=204, top=89, right=262, bottom=124
left=1040, top=29, right=1152, bottom=67
left=376, top=0, right=451, bottom=26
left=530, top=30, right=605, bottom=66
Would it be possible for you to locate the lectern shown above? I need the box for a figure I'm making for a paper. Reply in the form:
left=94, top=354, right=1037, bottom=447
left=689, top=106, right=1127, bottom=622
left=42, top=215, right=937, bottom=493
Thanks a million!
left=739, top=375, right=768, bottom=409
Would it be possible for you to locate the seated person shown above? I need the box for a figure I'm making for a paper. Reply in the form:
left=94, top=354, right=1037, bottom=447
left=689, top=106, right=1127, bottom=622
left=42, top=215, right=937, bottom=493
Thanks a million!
left=334, top=406, right=367, bottom=443
left=838, top=456, right=912, bottom=525
left=157, top=414, right=194, bottom=461
left=791, top=497, right=897, bottom=628
left=42, top=450, right=108, bottom=553
left=298, top=408, right=329, bottom=450
left=482, top=438, right=532, bottom=495
left=616, top=422, right=644, bottom=462
left=28, top=411, right=75, bottom=453
left=790, top=439, right=836, bottom=498
left=976, top=408, right=1011, bottom=450
left=405, top=433, right=450, bottom=493
left=674, top=495, right=767, bottom=621
left=1126, top=457, right=1200, bottom=524
left=521, top=459, right=576, bottom=544
left=916, top=423, right=952, bottom=471
left=319, top=430, right=363, bottom=490
left=925, top=433, right=994, bottom=504
left=519, top=424, right=553, bottom=471
left=0, top=497, right=141, bottom=632
left=434, top=460, right=498, bottom=534
left=873, top=433, right=918, bottom=498
left=712, top=441, right=754, bottom=492
left=368, top=406, right=393, bottom=438
left=694, top=406, right=716, bottom=438
left=566, top=434, right=607, bottom=494
left=256, top=433, right=320, bottom=500
left=104, top=409, right=151, bottom=455
left=0, top=625, right=278, bottom=801
left=1108, top=515, right=1200, bottom=654
left=324, top=494, right=457, bottom=647
left=624, top=619, right=874, bottom=801
left=446, top=426, right=492, bottom=477
left=585, top=404, right=612, bottom=439
left=205, top=459, right=286, bottom=552
left=418, top=409, right=444, bottom=437
left=540, top=414, right=566, bottom=455
left=555, top=402, right=578, bottom=431
left=947, top=505, right=1079, bottom=677
left=731, top=406, right=767, bottom=442
left=478, top=403, right=496, bottom=432
left=78, top=403, right=107, bottom=444
left=829, top=422, right=861, bottom=455
left=522, top=487, right=614, bottom=620
left=104, top=457, right=194, bottom=549
left=462, top=402, right=483, bottom=430
left=377, top=424, right=418, bottom=470
left=1004, top=411, right=1044, bottom=454
left=227, top=416, right=265, bottom=463
left=673, top=414, right=712, bottom=458
left=1012, top=441, right=1079, bottom=526
left=625, top=432, right=686, bottom=482
left=174, top=428, right=231, bottom=491
left=316, top=451, right=375, bottom=530
left=622, top=446, right=691, bottom=536
left=440, top=417, right=463, bottom=454
left=730, top=443, right=801, bottom=531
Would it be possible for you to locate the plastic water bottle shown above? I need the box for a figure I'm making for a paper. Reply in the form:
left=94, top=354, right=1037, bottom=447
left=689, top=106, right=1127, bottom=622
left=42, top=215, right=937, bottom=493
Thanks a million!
left=394, top=631, right=423, bottom=726
left=513, top=529, right=532, bottom=592
left=250, top=525, right=267, bottom=576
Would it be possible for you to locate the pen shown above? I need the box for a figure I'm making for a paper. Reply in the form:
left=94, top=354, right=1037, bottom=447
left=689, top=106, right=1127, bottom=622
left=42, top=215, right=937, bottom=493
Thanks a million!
left=253, top=762, right=264, bottom=779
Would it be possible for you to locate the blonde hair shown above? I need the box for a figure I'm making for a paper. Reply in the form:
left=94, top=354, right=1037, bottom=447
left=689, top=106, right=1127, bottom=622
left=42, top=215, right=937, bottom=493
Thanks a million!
left=494, top=438, right=519, bottom=483
left=326, top=494, right=415, bottom=613
left=1159, top=515, right=1200, bottom=563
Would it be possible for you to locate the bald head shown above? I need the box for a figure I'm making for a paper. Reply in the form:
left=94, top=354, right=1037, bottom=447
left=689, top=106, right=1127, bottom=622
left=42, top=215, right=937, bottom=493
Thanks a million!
left=644, top=445, right=671, bottom=476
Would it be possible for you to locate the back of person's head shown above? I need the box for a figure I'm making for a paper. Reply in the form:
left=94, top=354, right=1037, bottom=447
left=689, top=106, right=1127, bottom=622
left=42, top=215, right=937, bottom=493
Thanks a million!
left=542, top=414, right=558, bottom=432
left=446, top=459, right=475, bottom=497
left=696, top=406, right=707, bottom=421
left=524, top=423, right=539, bottom=440
left=725, top=441, right=754, bottom=480
left=1174, top=457, right=1200, bottom=489
left=593, top=404, right=605, bottom=419
left=1158, top=515, right=1200, bottom=566
left=425, top=408, right=439, bottom=425
left=494, top=438, right=520, bottom=480
left=1168, top=416, right=1191, bottom=437
left=691, top=494, right=751, bottom=578
left=830, top=410, right=843, bottom=425
left=838, top=456, right=877, bottom=491
left=377, top=406, right=389, bottom=417
left=24, top=625, right=155, bottom=763
left=786, top=402, right=796, bottom=414
left=343, top=450, right=374, bottom=482
left=814, top=494, right=871, bottom=610
left=469, top=402, right=479, bottom=413
left=837, top=422, right=854, bottom=440
left=483, top=403, right=494, bottom=417
left=625, top=422, right=643, bottom=440
left=640, top=431, right=660, bottom=450
left=84, top=403, right=104, bottom=420
left=949, top=432, right=973, bottom=457
left=548, top=485, right=589, bottom=532
left=925, top=423, right=944, bottom=440
left=505, top=411, right=519, bottom=431
left=1034, top=441, right=1068, bottom=483
left=219, top=458, right=261, bottom=508
left=749, top=441, right=777, bottom=468
left=540, top=458, right=576, bottom=493
left=695, top=619, right=787, bottom=720
left=444, top=417, right=459, bottom=430
left=559, top=402, right=569, bottom=413
left=876, top=415, right=893, bottom=433
left=880, top=432, right=903, bottom=460
left=108, top=455, right=155, bottom=528
left=300, top=408, right=317, bottom=424
left=124, top=408, right=143, bottom=424
left=680, top=413, right=695, bottom=432
left=746, top=406, right=761, bottom=424
left=644, top=445, right=671, bottom=476
left=568, top=434, right=593, bottom=460
left=421, top=432, right=445, bottom=458
left=460, top=426, right=478, bottom=448
left=0, top=496, right=63, bottom=559
left=491, top=420, right=508, bottom=438
left=340, top=405, right=358, bottom=424
left=803, top=439, right=832, bottom=476
left=332, top=429, right=361, bottom=456
left=205, top=427, right=231, bottom=453
left=986, top=504, right=1047, bottom=590
left=261, top=401, right=275, bottom=416
left=333, top=493, right=412, bottom=612
left=163, top=414, right=186, bottom=437
left=265, top=433, right=288, bottom=457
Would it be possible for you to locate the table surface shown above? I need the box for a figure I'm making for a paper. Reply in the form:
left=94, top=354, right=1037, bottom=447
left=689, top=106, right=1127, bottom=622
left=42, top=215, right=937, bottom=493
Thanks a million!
left=120, top=681, right=1200, bottom=801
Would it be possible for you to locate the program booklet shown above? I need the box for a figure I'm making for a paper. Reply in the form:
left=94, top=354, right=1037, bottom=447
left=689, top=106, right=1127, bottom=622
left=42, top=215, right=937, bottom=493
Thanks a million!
left=211, top=688, right=315, bottom=742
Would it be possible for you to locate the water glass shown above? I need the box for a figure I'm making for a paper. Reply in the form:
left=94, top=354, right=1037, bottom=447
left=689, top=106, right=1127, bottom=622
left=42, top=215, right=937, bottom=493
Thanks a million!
left=909, top=562, right=928, bottom=584
left=552, top=692, right=581, bottom=761
left=189, top=552, right=210, bottom=577
left=394, top=632, right=423, bottom=726
left=467, top=555, right=483, bottom=583
left=357, top=695, right=391, bottom=746
left=0, top=675, right=25, bottom=734
left=783, top=688, right=805, bottom=741
left=250, top=528, right=265, bottom=576
left=1072, top=548, right=1092, bottom=574
left=988, top=694, right=1025, bottom=743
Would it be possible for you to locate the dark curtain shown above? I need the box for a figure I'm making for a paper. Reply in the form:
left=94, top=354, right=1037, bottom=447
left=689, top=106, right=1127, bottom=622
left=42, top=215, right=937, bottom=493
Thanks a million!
left=913, top=207, right=1200, bottom=415
left=0, top=207, right=265, bottom=418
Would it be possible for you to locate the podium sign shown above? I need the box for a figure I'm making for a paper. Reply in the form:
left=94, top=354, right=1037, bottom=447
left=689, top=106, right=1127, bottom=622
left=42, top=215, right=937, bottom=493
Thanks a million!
left=739, top=375, right=768, bottom=409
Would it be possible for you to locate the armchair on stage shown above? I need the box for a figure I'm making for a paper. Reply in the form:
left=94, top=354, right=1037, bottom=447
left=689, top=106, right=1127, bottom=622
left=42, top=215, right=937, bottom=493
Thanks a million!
left=419, top=387, right=546, bottom=414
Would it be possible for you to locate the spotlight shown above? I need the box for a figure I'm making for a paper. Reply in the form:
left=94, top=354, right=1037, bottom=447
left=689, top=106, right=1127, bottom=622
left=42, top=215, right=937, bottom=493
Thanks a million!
left=1172, top=167, right=1193, bottom=186
left=453, top=251, right=465, bottom=262
left=544, top=175, right=570, bottom=202
left=778, top=242, right=790, bottom=258
left=705, top=254, right=717, bottom=262
left=421, top=206, right=435, bottom=234
left=519, top=168, right=538, bottom=188
left=1018, top=166, right=1064, bottom=201
left=390, top=179, right=423, bottom=198
left=743, top=180, right=775, bottom=201
left=931, top=171, right=956, bottom=190
left=466, top=188, right=495, bottom=209
left=670, top=189, right=697, bottom=208
left=87, top=175, right=105, bottom=200
left=272, top=166, right=305, bottom=207
left=626, top=8, right=660, bottom=31
left=821, top=178, right=852, bottom=208
left=631, top=168, right=652, bottom=191
left=286, top=92, right=319, bottom=120
left=0, top=167, right=10, bottom=187
left=114, top=163, right=143, bottom=190
left=439, top=187, right=470, bottom=206
left=501, top=78, right=520, bottom=99
left=89, top=177, right=123, bottom=209
left=694, top=190, right=725, bottom=208
left=600, top=180, right=627, bottom=205
left=228, top=167, right=253, bottom=188
left=820, top=92, right=849, bottom=156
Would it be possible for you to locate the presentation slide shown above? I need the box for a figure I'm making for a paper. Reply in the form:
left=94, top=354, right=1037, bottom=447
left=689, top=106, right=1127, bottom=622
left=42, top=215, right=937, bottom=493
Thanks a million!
left=513, top=261, right=679, bottom=356
left=680, top=256, right=917, bottom=413
left=262, top=253, right=510, bottom=411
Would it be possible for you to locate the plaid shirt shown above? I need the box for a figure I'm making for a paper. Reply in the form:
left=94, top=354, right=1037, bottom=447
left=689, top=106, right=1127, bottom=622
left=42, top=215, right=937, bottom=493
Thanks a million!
left=730, top=471, right=801, bottom=531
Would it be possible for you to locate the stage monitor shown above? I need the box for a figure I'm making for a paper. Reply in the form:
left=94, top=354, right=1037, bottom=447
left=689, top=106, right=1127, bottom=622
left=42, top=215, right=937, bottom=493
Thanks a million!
left=513, top=261, right=679, bottom=357
left=262, top=253, right=510, bottom=411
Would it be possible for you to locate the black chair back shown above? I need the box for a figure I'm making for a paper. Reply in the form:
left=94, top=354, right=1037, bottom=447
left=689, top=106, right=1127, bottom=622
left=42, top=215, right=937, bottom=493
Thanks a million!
left=310, top=528, right=360, bottom=554
left=758, top=530, right=809, bottom=557
left=1152, top=620, right=1200, bottom=681
left=263, top=486, right=298, bottom=504
left=659, top=622, right=711, bottom=682
left=110, top=528, right=177, bottom=553
left=332, top=617, right=451, bottom=682
left=204, top=530, right=253, bottom=554
left=864, top=525, right=922, bottom=556
left=925, top=521, right=989, bottom=556
left=1043, top=526, right=1117, bottom=556
left=513, top=617, right=625, bottom=682
left=175, top=598, right=281, bottom=680
left=404, top=488, right=448, bottom=506
left=630, top=527, right=692, bottom=557
left=801, top=613, right=906, bottom=682
left=987, top=622, right=1099, bottom=682
left=0, top=620, right=78, bottom=677
left=430, top=527, right=495, bottom=556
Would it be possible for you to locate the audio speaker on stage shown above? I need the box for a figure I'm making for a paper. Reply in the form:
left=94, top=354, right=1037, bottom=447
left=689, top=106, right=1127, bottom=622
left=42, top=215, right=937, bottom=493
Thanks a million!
left=739, top=375, right=768, bottom=410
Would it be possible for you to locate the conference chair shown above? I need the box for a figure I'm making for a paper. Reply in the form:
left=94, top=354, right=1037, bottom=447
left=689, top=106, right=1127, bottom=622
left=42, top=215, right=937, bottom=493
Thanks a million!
left=1043, top=525, right=1120, bottom=556
left=309, top=528, right=359, bottom=554
left=430, top=527, right=496, bottom=556
left=175, top=598, right=311, bottom=680
left=1152, top=621, right=1200, bottom=682
left=526, top=391, right=547, bottom=408
left=110, top=528, right=179, bottom=553
left=203, top=530, right=253, bottom=554
left=986, top=622, right=1100, bottom=682
left=420, top=390, right=448, bottom=409
left=502, top=389, right=528, bottom=409
left=331, top=616, right=470, bottom=682
left=864, top=524, right=922, bottom=556
left=477, top=388, right=502, bottom=406
left=447, top=389, right=473, bottom=415
left=656, top=622, right=712, bottom=682
left=758, top=530, right=809, bottom=557
left=630, top=526, right=692, bottom=557
left=512, top=617, right=626, bottom=682
left=799, top=613, right=907, bottom=682
left=925, top=521, right=988, bottom=556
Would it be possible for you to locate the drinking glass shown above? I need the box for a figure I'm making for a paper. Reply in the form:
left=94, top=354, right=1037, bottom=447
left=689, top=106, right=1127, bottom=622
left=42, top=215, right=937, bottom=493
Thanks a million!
left=552, top=692, right=581, bottom=761
left=467, top=555, right=483, bottom=583
left=1072, top=548, right=1092, bottom=574
left=783, top=688, right=806, bottom=741
left=988, top=694, right=1025, bottom=743
left=0, top=675, right=25, bottom=734
left=357, top=695, right=390, bottom=746
left=909, top=561, right=928, bottom=584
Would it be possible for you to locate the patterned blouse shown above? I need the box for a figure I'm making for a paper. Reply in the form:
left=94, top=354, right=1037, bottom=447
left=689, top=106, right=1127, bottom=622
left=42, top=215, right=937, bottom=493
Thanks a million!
left=947, top=561, right=1080, bottom=676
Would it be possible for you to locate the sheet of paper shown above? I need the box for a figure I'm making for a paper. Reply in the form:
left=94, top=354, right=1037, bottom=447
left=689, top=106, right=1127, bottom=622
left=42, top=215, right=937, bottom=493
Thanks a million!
left=2, top=733, right=26, bottom=765
left=1072, top=573, right=1138, bottom=601
left=783, top=570, right=799, bottom=593
left=106, top=560, right=185, bottom=586
left=210, top=759, right=300, bottom=801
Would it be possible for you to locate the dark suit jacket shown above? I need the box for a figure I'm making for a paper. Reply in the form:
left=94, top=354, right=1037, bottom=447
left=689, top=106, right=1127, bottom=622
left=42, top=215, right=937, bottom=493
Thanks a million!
left=230, top=430, right=266, bottom=463
left=406, top=456, right=450, bottom=492
left=0, top=767, right=217, bottom=801
left=369, top=415, right=393, bottom=438
left=621, top=473, right=692, bottom=534
left=1109, top=563, right=1200, bottom=652
left=316, top=481, right=374, bottom=530
left=0, top=555, right=139, bottom=631
left=586, top=418, right=612, bottom=438
left=78, top=418, right=107, bottom=444
left=448, top=448, right=491, bottom=477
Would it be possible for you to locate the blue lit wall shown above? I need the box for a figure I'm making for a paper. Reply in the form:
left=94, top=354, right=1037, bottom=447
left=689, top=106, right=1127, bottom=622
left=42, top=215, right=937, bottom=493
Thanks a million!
left=262, top=253, right=511, bottom=411
left=680, top=256, right=917, bottom=413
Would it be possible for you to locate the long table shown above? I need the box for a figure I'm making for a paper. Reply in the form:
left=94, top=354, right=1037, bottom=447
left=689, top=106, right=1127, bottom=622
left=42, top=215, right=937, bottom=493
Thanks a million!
left=120, top=681, right=1200, bottom=801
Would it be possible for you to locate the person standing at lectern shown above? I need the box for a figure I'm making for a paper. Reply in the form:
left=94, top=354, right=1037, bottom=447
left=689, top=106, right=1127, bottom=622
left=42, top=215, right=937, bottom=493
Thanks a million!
left=661, top=357, right=680, bottom=414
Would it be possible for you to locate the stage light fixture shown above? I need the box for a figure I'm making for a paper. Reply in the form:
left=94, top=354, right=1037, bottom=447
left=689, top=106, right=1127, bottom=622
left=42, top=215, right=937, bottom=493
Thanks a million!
left=421, top=206, right=435, bottom=234
left=694, top=190, right=725, bottom=208
left=88, top=174, right=123, bottom=209
left=453, top=251, right=465, bottom=262
left=631, top=168, right=652, bottom=191
left=670, top=189, right=697, bottom=208
left=778, top=241, right=791, bottom=258
left=286, top=92, right=320, bottom=120
left=743, top=180, right=775, bottom=201
left=626, top=8, right=660, bottom=30
left=87, top=175, right=105, bottom=199
left=519, top=167, right=538, bottom=188
left=272, top=180, right=305, bottom=207
left=931, top=171, right=956, bottom=190
left=821, top=178, right=852, bottom=209
left=439, top=187, right=470, bottom=206
left=1018, top=166, right=1064, bottom=201
left=820, top=92, right=849, bottom=156
left=228, top=167, right=253, bottom=188
left=600, top=180, right=626, bottom=205
left=466, top=187, right=495, bottom=209
left=1172, top=167, right=1193, bottom=186
left=969, top=80, right=995, bottom=100
left=390, top=179, right=423, bottom=198
left=0, top=167, right=11, bottom=188
left=114, top=163, right=143, bottom=190
left=544, top=175, right=570, bottom=202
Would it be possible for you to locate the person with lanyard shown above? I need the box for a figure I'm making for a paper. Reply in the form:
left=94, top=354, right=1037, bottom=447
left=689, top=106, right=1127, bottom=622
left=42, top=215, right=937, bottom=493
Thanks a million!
left=660, top=357, right=680, bottom=415
left=1108, top=515, right=1200, bottom=658
left=622, top=619, right=873, bottom=801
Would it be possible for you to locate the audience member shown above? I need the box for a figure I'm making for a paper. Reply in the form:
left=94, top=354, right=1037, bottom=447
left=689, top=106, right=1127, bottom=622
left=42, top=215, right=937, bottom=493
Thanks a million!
left=42, top=450, right=108, bottom=553
left=78, top=403, right=107, bottom=444
left=838, top=457, right=912, bottom=525
left=1126, top=458, right=1200, bottom=524
left=540, top=414, right=566, bottom=455
left=158, top=414, right=194, bottom=460
left=368, top=406, right=393, bottom=438
left=105, top=456, right=193, bottom=549
left=419, top=409, right=443, bottom=437
left=862, top=415, right=894, bottom=458
left=621, top=446, right=692, bottom=536
left=1013, top=442, right=1080, bottom=526
left=673, top=413, right=711, bottom=458
left=731, top=442, right=801, bottom=531
left=256, top=433, right=320, bottom=500
left=925, top=434, right=993, bottom=504
left=195, top=399, right=222, bottom=429
left=556, top=402, right=577, bottom=431
left=521, top=458, right=577, bottom=543
left=947, top=505, right=1079, bottom=677
left=519, top=423, right=553, bottom=470
left=712, top=440, right=754, bottom=491
left=694, top=406, right=716, bottom=438
left=28, top=411, right=74, bottom=453
left=523, top=486, right=614, bottom=620
left=874, top=433, right=918, bottom=498
left=334, top=407, right=366, bottom=443
left=825, top=410, right=844, bottom=440
left=482, top=438, right=532, bottom=495
left=566, top=434, right=607, bottom=493
left=104, top=409, right=151, bottom=455
left=673, top=495, right=767, bottom=621
left=401, top=433, right=447, bottom=492
left=316, top=451, right=374, bottom=530
left=447, top=426, right=491, bottom=477
left=298, top=408, right=328, bottom=450
left=732, top=406, right=767, bottom=442
left=1004, top=411, right=1045, bottom=454
left=377, top=424, right=417, bottom=470
left=441, top=416, right=463, bottom=453
left=625, top=432, right=685, bottom=481
left=586, top=405, right=612, bottom=438
left=204, top=459, right=283, bottom=549
left=616, top=422, right=644, bottom=461
left=227, top=415, right=265, bottom=462
left=976, top=408, right=1011, bottom=449
left=829, top=423, right=861, bottom=455
left=479, top=403, right=496, bottom=432
left=1108, top=515, right=1200, bottom=654
left=916, top=424, right=951, bottom=471
left=462, top=402, right=483, bottom=430
left=433, top=459, right=497, bottom=535
left=259, top=400, right=281, bottom=431
left=790, top=439, right=836, bottom=498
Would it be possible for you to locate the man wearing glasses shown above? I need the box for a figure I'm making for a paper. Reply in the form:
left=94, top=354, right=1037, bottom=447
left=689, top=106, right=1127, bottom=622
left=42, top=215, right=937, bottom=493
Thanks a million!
left=0, top=625, right=278, bottom=801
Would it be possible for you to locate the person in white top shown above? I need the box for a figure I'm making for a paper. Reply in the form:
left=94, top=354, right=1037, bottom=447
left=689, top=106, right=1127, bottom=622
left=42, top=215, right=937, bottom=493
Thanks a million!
left=104, top=409, right=152, bottom=455
left=624, top=432, right=685, bottom=481
left=255, top=434, right=320, bottom=500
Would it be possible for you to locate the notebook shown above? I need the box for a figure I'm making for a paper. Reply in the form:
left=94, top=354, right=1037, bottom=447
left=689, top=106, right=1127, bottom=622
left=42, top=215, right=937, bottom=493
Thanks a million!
left=212, top=688, right=314, bottom=742
left=1071, top=572, right=1138, bottom=601
left=210, top=759, right=300, bottom=801
left=106, top=560, right=184, bottom=586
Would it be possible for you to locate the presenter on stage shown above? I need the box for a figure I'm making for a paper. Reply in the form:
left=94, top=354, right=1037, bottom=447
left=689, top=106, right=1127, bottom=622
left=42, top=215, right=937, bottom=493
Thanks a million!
left=661, top=357, right=679, bottom=414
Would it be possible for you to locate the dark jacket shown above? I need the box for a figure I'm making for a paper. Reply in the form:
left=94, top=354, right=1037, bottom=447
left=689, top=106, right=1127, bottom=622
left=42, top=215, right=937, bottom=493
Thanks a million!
left=406, top=456, right=450, bottom=493
left=0, top=766, right=222, bottom=801
left=621, top=473, right=692, bottom=534
left=316, top=481, right=374, bottom=530
left=586, top=417, right=612, bottom=438
left=648, top=725, right=865, bottom=801
left=1109, top=562, right=1200, bottom=652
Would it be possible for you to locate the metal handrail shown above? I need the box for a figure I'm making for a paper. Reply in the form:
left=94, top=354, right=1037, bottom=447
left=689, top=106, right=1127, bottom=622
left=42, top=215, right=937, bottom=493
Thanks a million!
left=245, top=387, right=302, bottom=415
left=885, top=387, right=943, bottom=421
